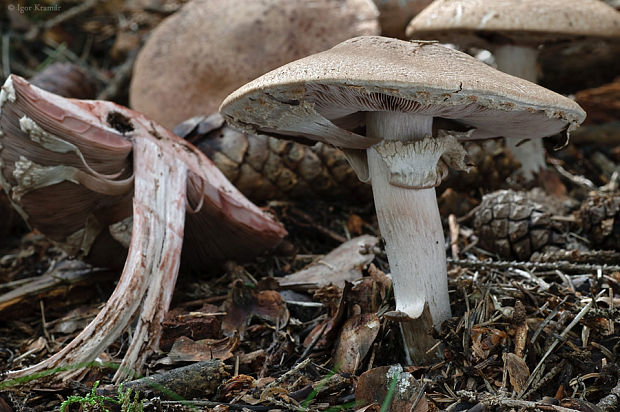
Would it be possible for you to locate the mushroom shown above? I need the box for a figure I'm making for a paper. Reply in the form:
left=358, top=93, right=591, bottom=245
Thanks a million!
left=220, top=36, right=585, bottom=363
left=0, top=63, right=99, bottom=246
left=0, top=75, right=286, bottom=382
left=371, top=0, right=433, bottom=38
left=130, top=0, right=379, bottom=128
left=406, top=0, right=620, bottom=180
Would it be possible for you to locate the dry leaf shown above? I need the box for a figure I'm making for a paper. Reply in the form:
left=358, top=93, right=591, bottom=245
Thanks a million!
left=160, top=304, right=222, bottom=351
left=221, top=280, right=289, bottom=338
left=347, top=214, right=364, bottom=235
left=356, top=365, right=429, bottom=412
left=279, top=235, right=378, bottom=289
left=23, top=336, right=46, bottom=354
left=220, top=374, right=256, bottom=401
left=333, top=313, right=380, bottom=374
left=503, top=352, right=530, bottom=394
left=167, top=335, right=239, bottom=362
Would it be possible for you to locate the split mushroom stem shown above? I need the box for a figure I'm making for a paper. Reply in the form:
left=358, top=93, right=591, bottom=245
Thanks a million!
left=1, top=75, right=287, bottom=383
left=494, top=44, right=546, bottom=179
left=366, top=111, right=450, bottom=363
left=5, top=135, right=187, bottom=383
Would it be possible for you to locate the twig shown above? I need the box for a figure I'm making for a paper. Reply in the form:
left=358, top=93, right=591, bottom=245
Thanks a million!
left=266, top=358, right=312, bottom=389
left=533, top=249, right=620, bottom=266
left=458, top=390, right=584, bottom=411
left=518, top=290, right=605, bottom=398
left=448, top=214, right=460, bottom=258
left=158, top=400, right=271, bottom=411
left=411, top=382, right=428, bottom=412
left=40, top=300, right=51, bottom=343
left=448, top=258, right=620, bottom=273
left=0, top=259, right=111, bottom=313
left=26, top=0, right=100, bottom=40
left=522, top=359, right=567, bottom=399
left=296, top=321, right=328, bottom=365
left=289, top=207, right=347, bottom=243
left=530, top=296, right=569, bottom=345
left=456, top=204, right=480, bottom=223
left=553, top=164, right=596, bottom=190
left=2, top=34, right=10, bottom=79
left=97, top=50, right=138, bottom=101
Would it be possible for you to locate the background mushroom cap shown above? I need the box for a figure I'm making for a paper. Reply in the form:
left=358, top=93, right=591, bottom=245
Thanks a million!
left=406, top=0, right=620, bottom=48
left=372, top=0, right=433, bottom=38
left=220, top=36, right=586, bottom=149
left=129, top=0, right=380, bottom=129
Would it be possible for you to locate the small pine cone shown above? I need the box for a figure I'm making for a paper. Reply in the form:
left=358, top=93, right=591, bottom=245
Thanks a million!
left=174, top=114, right=371, bottom=203
left=473, top=190, right=563, bottom=260
left=579, top=193, right=620, bottom=250
left=440, top=138, right=520, bottom=193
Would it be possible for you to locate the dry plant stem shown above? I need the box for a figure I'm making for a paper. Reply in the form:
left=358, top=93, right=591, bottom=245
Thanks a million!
left=457, top=390, right=586, bottom=412
left=6, top=134, right=188, bottom=382
left=448, top=258, right=620, bottom=273
left=495, top=44, right=546, bottom=180
left=366, top=111, right=450, bottom=364
left=113, top=136, right=187, bottom=383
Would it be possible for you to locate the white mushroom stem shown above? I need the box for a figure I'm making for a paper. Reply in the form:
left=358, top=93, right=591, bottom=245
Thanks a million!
left=494, top=44, right=546, bottom=181
left=494, top=45, right=539, bottom=83
left=366, top=111, right=451, bottom=364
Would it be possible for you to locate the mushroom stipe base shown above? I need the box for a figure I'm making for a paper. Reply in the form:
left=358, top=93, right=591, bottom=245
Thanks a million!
left=366, top=111, right=451, bottom=364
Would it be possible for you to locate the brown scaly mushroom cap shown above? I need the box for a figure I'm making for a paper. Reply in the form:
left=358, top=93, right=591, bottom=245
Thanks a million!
left=130, top=0, right=380, bottom=128
left=406, top=0, right=620, bottom=49
left=221, top=36, right=585, bottom=364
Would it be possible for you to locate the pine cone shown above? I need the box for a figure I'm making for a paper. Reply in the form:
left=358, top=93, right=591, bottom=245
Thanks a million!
left=174, top=114, right=371, bottom=203
left=579, top=193, right=620, bottom=250
left=439, top=138, right=520, bottom=193
left=473, top=190, right=563, bottom=260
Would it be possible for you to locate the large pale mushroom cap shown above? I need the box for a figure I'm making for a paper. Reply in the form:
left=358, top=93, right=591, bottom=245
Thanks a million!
left=130, top=0, right=379, bottom=129
left=220, top=36, right=586, bottom=150
left=406, top=0, right=620, bottom=48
